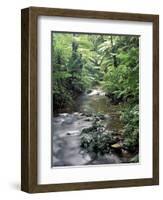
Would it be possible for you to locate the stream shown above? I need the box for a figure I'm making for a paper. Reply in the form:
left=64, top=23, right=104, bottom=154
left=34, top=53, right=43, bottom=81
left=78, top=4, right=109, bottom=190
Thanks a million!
left=52, top=88, right=133, bottom=167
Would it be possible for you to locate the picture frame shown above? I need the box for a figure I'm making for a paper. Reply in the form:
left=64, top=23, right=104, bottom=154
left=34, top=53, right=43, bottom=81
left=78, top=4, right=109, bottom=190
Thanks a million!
left=21, top=7, right=159, bottom=193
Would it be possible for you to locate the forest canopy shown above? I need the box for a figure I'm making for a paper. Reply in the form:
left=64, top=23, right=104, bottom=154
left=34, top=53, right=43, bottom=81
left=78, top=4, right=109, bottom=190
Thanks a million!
left=52, top=32, right=139, bottom=156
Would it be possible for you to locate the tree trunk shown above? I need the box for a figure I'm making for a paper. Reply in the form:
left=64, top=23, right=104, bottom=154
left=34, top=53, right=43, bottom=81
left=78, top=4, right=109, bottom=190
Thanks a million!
left=110, top=36, right=118, bottom=68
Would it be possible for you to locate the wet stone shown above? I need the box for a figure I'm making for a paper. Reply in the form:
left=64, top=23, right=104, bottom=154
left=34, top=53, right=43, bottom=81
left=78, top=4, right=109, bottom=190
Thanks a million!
left=52, top=87, right=134, bottom=167
left=59, top=113, right=69, bottom=117
left=66, top=130, right=80, bottom=136
left=84, top=118, right=92, bottom=121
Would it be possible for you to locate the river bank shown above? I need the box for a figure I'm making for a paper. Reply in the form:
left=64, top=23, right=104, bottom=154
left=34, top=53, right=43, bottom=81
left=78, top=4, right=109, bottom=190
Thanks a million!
left=52, top=88, right=138, bottom=167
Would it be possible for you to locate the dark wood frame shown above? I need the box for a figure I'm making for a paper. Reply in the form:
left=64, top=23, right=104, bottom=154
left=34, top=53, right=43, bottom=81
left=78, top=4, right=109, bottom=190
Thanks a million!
left=21, top=7, right=159, bottom=193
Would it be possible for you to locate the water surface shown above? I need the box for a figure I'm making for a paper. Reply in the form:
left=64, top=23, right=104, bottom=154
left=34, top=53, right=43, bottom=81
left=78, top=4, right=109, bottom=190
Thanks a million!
left=52, top=88, right=133, bottom=167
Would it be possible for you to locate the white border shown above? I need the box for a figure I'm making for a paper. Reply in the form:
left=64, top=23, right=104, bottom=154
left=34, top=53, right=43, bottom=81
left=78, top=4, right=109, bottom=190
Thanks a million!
left=37, top=16, right=153, bottom=184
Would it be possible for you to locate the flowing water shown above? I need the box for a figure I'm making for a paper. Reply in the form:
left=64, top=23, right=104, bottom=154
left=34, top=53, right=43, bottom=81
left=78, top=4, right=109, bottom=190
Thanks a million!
left=52, top=88, right=133, bottom=167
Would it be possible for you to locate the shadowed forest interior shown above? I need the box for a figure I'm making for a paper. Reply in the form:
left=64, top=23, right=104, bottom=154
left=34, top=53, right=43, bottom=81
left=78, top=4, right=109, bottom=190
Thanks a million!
left=52, top=32, right=139, bottom=167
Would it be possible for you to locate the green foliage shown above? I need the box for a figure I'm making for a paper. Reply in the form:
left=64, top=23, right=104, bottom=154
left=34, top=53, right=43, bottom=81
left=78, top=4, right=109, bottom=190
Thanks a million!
left=80, top=118, right=115, bottom=156
left=129, top=154, right=139, bottom=163
left=52, top=33, right=106, bottom=112
left=120, top=104, right=139, bottom=151
left=102, top=36, right=139, bottom=103
left=52, top=32, right=139, bottom=153
left=52, top=33, right=85, bottom=112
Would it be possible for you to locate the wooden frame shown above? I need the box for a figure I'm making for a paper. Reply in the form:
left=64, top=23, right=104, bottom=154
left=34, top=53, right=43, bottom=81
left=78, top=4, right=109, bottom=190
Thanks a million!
left=21, top=6, right=159, bottom=193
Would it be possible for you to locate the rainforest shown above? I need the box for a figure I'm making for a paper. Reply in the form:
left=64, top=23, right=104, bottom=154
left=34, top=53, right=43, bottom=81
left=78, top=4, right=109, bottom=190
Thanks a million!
left=52, top=32, right=139, bottom=167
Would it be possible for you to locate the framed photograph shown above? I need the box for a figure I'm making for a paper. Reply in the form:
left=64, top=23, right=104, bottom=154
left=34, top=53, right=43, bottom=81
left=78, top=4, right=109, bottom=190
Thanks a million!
left=21, top=7, right=159, bottom=193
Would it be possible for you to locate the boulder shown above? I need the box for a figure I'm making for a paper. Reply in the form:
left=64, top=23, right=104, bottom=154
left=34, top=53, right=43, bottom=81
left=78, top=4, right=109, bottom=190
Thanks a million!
left=87, top=89, right=92, bottom=94
left=85, top=113, right=92, bottom=117
left=66, top=130, right=80, bottom=136
left=73, top=112, right=80, bottom=116
left=59, top=113, right=69, bottom=117
left=111, top=142, right=123, bottom=149
left=84, top=118, right=92, bottom=121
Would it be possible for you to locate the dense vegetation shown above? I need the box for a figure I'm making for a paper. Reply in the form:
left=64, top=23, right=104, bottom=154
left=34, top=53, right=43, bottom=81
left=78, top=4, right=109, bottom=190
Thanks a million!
left=52, top=32, right=139, bottom=157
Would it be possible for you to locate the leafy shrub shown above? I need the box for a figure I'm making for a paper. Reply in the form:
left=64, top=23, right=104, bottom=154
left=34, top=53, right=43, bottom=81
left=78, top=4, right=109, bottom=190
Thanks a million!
left=120, top=104, right=139, bottom=151
left=80, top=119, right=116, bottom=156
